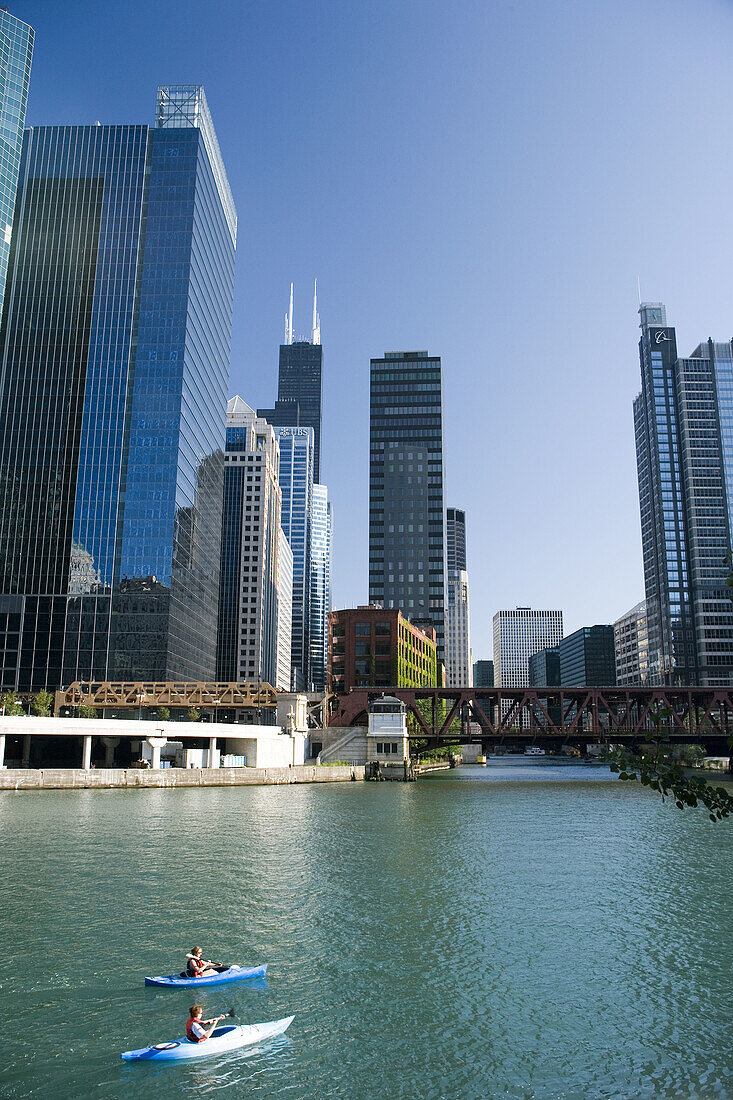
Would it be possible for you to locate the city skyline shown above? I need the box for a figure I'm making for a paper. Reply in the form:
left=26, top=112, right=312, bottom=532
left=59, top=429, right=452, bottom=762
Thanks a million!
left=12, top=0, right=733, bottom=660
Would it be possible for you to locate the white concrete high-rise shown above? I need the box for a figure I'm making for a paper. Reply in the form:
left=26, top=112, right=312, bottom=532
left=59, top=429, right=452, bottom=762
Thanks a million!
left=309, top=483, right=332, bottom=691
left=493, top=608, right=563, bottom=688
left=217, top=398, right=292, bottom=688
left=445, top=508, right=472, bottom=685
left=276, top=532, right=294, bottom=690
left=614, top=600, right=649, bottom=686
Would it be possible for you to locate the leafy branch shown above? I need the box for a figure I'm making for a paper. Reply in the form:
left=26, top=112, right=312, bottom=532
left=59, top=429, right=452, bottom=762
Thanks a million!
left=606, top=703, right=732, bottom=821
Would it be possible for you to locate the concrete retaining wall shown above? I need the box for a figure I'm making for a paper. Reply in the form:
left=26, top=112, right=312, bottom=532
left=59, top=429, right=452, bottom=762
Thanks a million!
left=0, top=765, right=365, bottom=791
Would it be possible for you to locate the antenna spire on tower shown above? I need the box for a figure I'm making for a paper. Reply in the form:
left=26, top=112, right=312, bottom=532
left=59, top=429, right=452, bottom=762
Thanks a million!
left=285, top=282, right=294, bottom=345
left=312, top=278, right=321, bottom=345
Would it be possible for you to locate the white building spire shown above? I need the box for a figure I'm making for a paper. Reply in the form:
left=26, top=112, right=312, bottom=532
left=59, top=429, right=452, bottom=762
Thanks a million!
left=312, top=278, right=321, bottom=345
left=284, top=282, right=294, bottom=345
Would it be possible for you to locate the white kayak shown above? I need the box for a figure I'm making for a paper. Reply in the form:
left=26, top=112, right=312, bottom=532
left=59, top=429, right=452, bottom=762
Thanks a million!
left=121, top=1015, right=294, bottom=1062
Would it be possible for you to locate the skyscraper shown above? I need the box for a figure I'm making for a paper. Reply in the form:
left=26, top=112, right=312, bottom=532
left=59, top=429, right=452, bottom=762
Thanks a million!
left=0, top=10, right=33, bottom=312
left=0, top=86, right=236, bottom=691
left=473, top=659, right=494, bottom=686
left=558, top=626, right=616, bottom=686
left=309, top=483, right=332, bottom=691
left=369, top=351, right=446, bottom=658
left=276, top=426, right=315, bottom=689
left=258, top=282, right=324, bottom=481
left=217, top=398, right=290, bottom=687
left=446, top=507, right=466, bottom=572
left=634, top=303, right=733, bottom=685
left=493, top=608, right=563, bottom=688
left=445, top=507, right=472, bottom=685
left=614, top=600, right=649, bottom=685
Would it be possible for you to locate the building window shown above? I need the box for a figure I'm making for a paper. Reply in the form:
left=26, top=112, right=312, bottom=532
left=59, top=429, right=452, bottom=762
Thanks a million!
left=375, top=621, right=391, bottom=636
left=355, top=622, right=371, bottom=636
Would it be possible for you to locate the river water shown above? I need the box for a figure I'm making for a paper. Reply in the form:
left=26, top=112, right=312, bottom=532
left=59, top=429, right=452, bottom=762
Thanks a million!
left=0, top=764, right=731, bottom=1099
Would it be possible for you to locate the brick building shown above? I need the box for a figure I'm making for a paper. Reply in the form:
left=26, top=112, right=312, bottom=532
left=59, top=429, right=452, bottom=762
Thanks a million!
left=327, top=606, right=441, bottom=694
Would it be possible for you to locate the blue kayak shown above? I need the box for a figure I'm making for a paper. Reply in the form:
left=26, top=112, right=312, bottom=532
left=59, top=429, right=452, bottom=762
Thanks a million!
left=121, top=1015, right=294, bottom=1062
left=144, top=964, right=267, bottom=988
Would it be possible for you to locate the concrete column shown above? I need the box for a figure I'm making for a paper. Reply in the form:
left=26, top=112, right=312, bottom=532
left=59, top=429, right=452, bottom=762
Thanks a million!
left=0, top=734, right=5, bottom=769
left=147, top=736, right=167, bottom=770
left=82, top=735, right=92, bottom=770
left=101, top=737, right=120, bottom=767
left=208, top=736, right=217, bottom=768
left=22, top=734, right=31, bottom=766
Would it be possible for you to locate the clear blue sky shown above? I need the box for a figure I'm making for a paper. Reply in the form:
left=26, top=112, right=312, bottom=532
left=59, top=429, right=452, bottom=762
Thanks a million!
left=17, top=0, right=733, bottom=658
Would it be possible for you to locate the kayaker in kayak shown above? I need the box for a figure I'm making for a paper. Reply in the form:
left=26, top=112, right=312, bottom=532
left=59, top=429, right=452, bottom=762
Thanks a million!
left=186, top=946, right=228, bottom=977
left=185, top=1005, right=226, bottom=1043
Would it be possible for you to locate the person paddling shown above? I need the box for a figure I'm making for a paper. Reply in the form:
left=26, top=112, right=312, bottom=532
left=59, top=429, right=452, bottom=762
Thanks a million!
left=186, top=1005, right=227, bottom=1043
left=186, top=946, right=228, bottom=977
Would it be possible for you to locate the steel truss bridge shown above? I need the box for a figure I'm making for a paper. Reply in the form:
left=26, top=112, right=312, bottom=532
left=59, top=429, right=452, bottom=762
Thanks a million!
left=54, top=681, right=278, bottom=715
left=329, top=686, right=733, bottom=750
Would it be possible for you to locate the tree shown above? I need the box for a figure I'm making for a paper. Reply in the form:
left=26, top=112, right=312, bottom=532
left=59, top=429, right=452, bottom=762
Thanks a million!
left=608, top=703, right=732, bottom=821
left=607, top=551, right=733, bottom=821
left=1, top=691, right=23, bottom=715
left=157, top=706, right=170, bottom=721
left=31, top=689, right=53, bottom=717
left=187, top=707, right=200, bottom=723
left=78, top=704, right=99, bottom=719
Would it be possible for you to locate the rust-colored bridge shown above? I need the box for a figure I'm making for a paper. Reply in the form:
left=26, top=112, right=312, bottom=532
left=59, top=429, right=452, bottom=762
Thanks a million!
left=329, top=686, right=733, bottom=748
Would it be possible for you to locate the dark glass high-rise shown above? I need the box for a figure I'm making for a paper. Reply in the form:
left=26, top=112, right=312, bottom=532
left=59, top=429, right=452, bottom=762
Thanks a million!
left=369, top=350, right=446, bottom=659
left=0, top=86, right=236, bottom=691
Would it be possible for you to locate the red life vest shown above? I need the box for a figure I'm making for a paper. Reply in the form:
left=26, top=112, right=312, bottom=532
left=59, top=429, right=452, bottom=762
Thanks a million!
left=186, top=1016, right=205, bottom=1042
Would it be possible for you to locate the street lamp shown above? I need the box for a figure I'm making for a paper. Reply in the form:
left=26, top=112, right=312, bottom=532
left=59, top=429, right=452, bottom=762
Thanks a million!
left=212, top=699, right=219, bottom=725
left=137, top=690, right=145, bottom=721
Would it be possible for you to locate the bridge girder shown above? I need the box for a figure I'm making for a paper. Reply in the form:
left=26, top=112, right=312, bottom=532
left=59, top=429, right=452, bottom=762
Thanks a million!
left=329, top=686, right=733, bottom=745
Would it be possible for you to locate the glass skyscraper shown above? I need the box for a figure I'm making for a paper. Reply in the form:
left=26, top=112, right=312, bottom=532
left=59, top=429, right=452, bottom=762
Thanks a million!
left=0, top=10, right=33, bottom=312
left=309, top=483, right=332, bottom=691
left=258, top=283, right=324, bottom=481
left=0, top=86, right=236, bottom=691
left=635, top=303, right=733, bottom=685
left=369, top=351, right=446, bottom=658
left=275, top=426, right=314, bottom=689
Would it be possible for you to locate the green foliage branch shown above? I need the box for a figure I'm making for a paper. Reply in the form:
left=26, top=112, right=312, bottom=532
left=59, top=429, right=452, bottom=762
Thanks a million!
left=607, top=703, right=732, bottom=821
left=1, top=691, right=23, bottom=715
left=31, top=689, right=53, bottom=717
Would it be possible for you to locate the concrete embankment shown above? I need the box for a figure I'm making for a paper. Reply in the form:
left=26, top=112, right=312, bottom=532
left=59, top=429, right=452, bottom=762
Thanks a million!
left=414, top=762, right=452, bottom=776
left=0, top=765, right=365, bottom=791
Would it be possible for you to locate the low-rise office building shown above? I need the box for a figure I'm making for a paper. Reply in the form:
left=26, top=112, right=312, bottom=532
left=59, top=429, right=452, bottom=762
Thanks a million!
left=327, top=606, right=440, bottom=694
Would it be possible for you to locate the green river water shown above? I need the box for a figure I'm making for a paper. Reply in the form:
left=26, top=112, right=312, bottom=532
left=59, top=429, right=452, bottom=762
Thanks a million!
left=0, top=764, right=731, bottom=1099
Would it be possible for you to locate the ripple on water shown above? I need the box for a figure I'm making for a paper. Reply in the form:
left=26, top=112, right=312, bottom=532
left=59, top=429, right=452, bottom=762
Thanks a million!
left=0, top=774, right=730, bottom=1099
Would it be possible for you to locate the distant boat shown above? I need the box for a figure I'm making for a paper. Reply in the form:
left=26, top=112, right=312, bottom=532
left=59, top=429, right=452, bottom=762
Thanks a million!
left=524, top=746, right=546, bottom=757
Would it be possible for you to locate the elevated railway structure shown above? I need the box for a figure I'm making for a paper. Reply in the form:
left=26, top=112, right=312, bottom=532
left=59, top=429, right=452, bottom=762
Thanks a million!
left=54, top=681, right=278, bottom=716
left=328, top=686, right=733, bottom=753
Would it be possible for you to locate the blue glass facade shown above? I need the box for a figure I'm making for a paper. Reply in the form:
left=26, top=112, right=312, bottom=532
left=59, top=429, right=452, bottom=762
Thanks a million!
left=0, top=87, right=235, bottom=690
left=0, top=10, right=33, bottom=312
left=635, top=305, right=733, bottom=685
left=309, top=483, right=331, bottom=691
left=275, top=427, right=314, bottom=689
